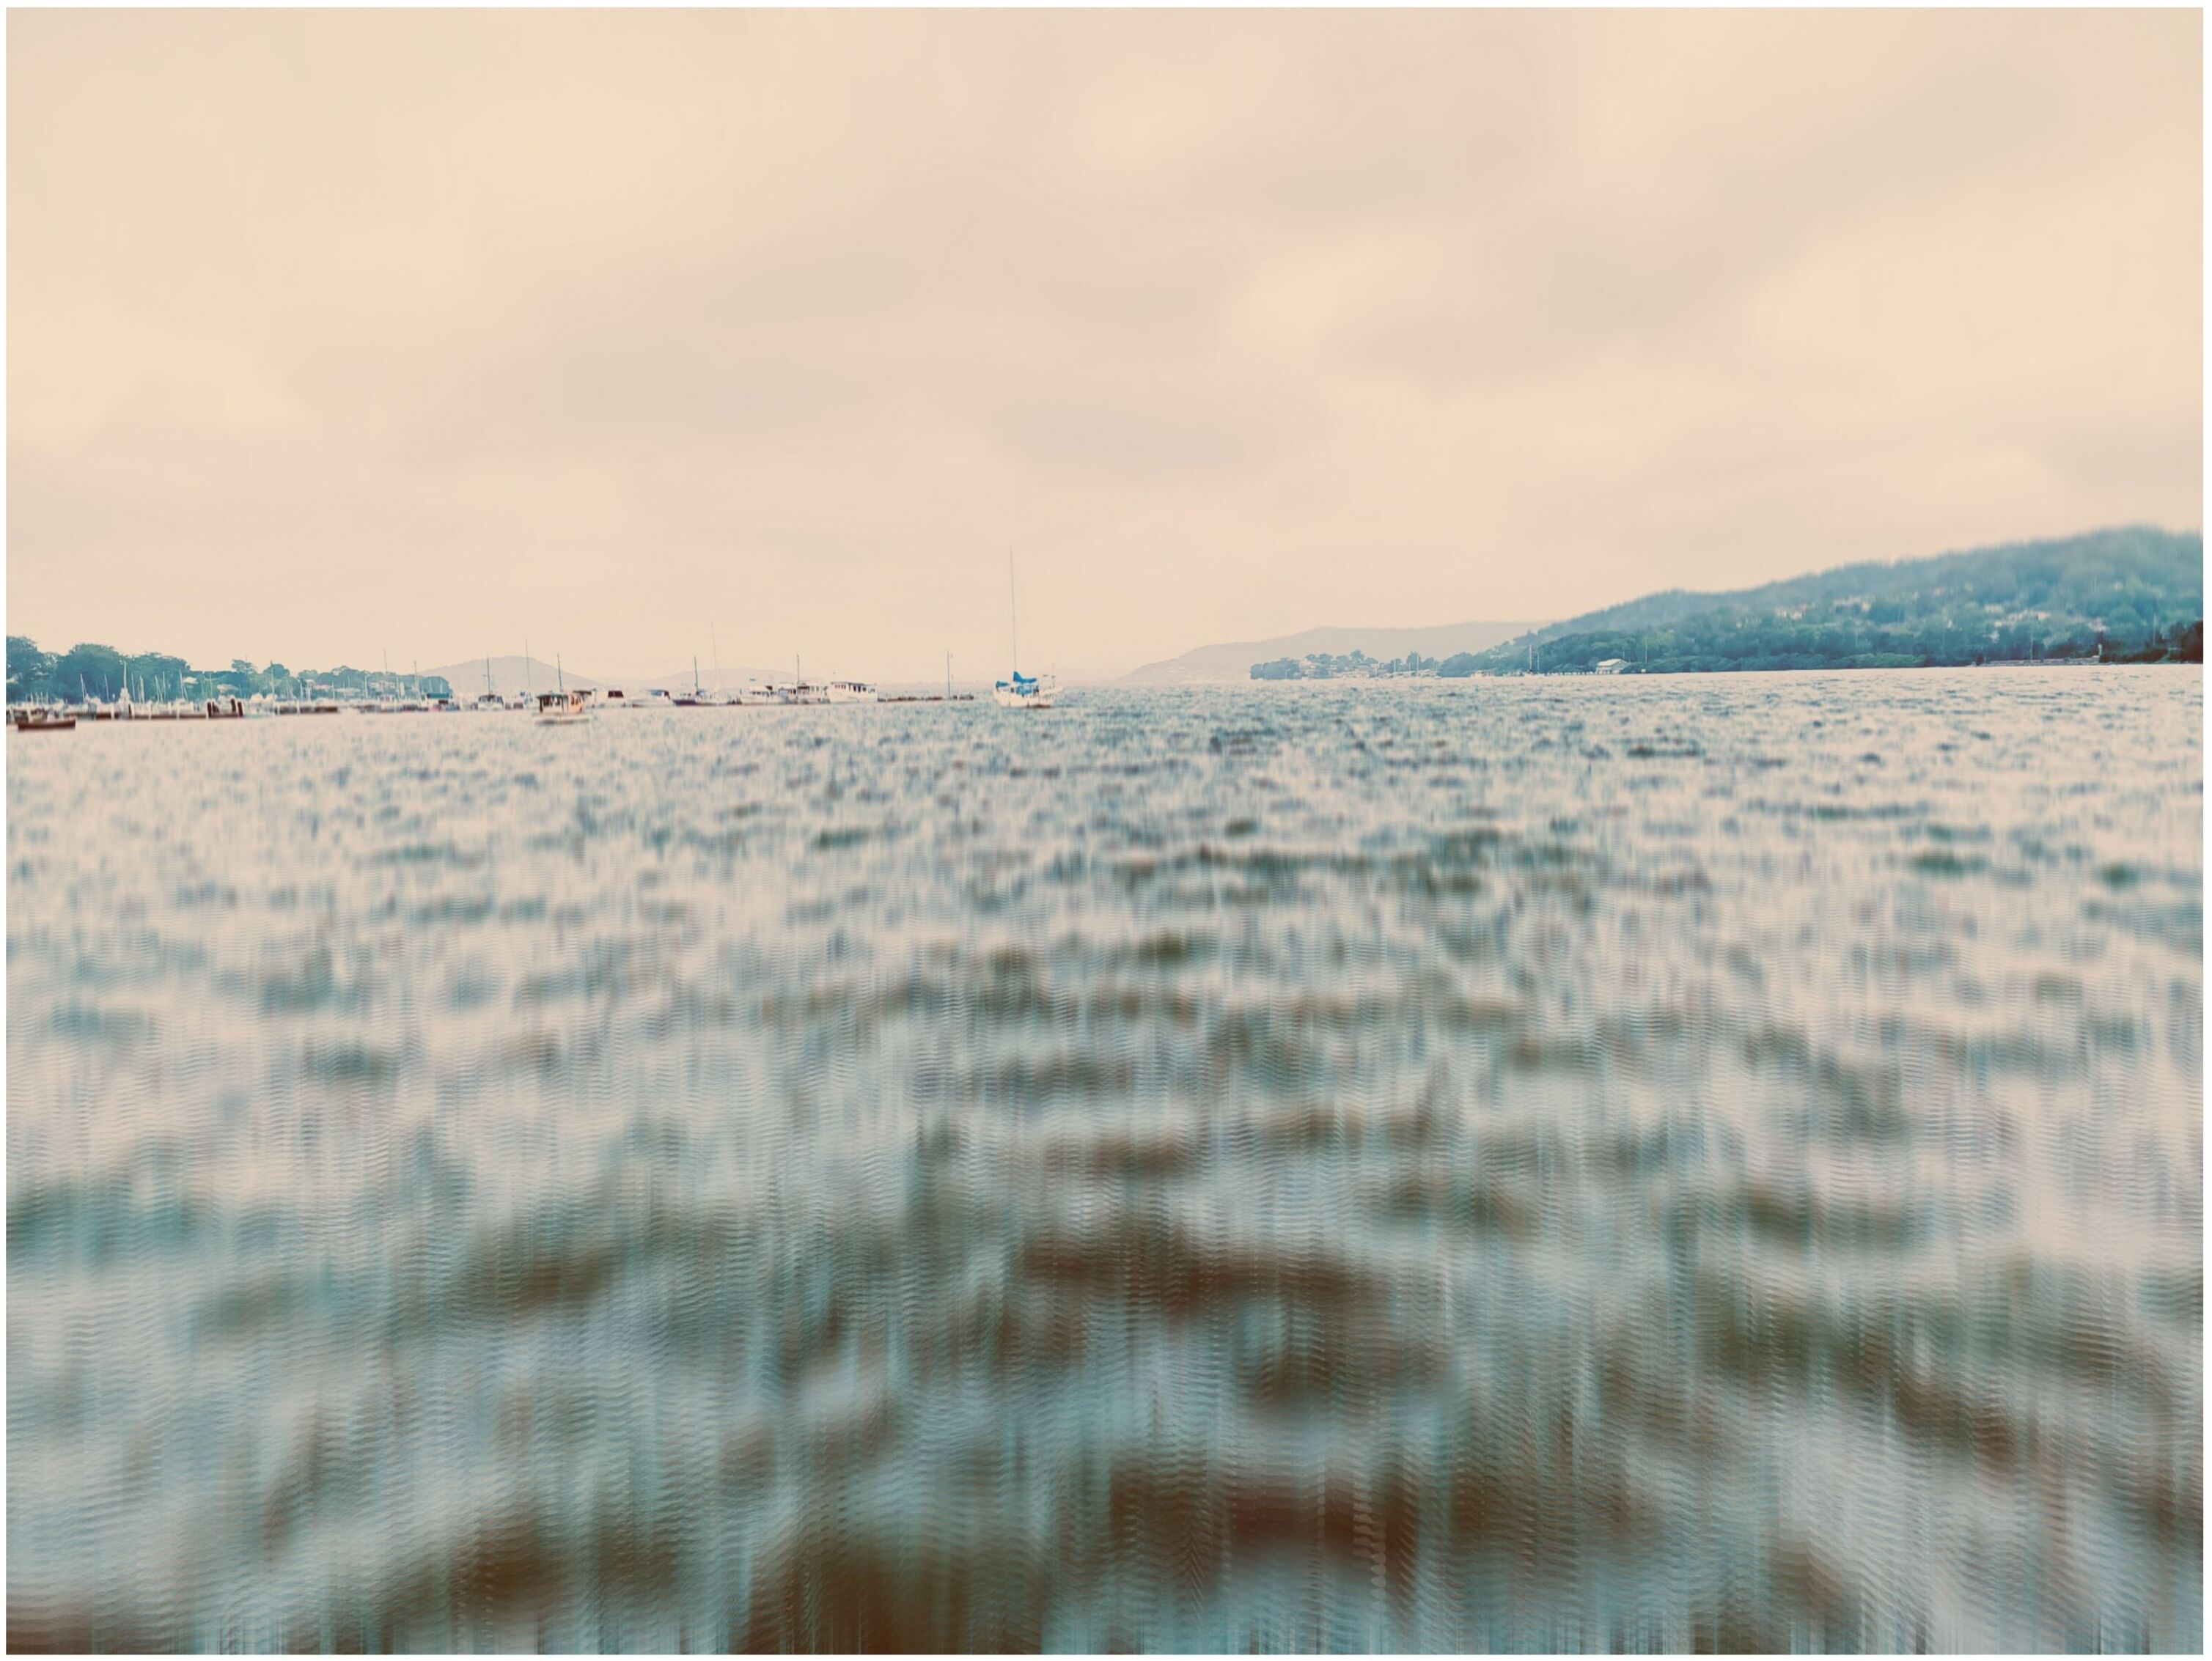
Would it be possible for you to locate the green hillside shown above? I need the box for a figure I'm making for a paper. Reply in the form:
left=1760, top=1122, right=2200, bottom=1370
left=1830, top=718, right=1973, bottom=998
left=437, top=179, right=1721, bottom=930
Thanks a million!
left=1458, top=526, right=2202, bottom=675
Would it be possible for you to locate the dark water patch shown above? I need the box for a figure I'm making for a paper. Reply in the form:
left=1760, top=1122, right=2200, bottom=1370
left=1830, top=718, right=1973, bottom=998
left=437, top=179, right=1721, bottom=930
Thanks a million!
left=47, top=1001, right=154, bottom=1046
left=974, top=1050, right=1137, bottom=1105
left=741, top=1520, right=1051, bottom=1652
left=1672, top=1179, right=1930, bottom=1254
left=1741, top=1023, right=1909, bottom=1142
left=1033, top=1120, right=1203, bottom=1182
left=2139, top=1263, right=2202, bottom=1327
left=409, top=893, right=496, bottom=928
left=172, top=879, right=240, bottom=910
left=1909, top=849, right=1986, bottom=878
left=1020, top=1215, right=1376, bottom=1316
left=1122, top=928, right=1214, bottom=969
left=7, top=1173, right=294, bottom=1267
left=189, top=1264, right=309, bottom=1342
left=366, top=839, right=479, bottom=869
left=1371, top=1164, right=1540, bottom=1239
left=1203, top=1008, right=1329, bottom=1091
left=301, top=1040, right=400, bottom=1085
left=1506, top=1032, right=1607, bottom=1078
left=257, top=946, right=348, bottom=1014
left=1804, top=800, right=1924, bottom=821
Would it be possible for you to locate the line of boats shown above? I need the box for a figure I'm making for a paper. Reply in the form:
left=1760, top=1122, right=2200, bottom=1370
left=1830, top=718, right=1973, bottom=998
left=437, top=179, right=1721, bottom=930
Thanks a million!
left=8, top=671, right=1058, bottom=731
left=525, top=675, right=882, bottom=722
left=12, top=562, right=1062, bottom=733
left=8, top=679, right=881, bottom=724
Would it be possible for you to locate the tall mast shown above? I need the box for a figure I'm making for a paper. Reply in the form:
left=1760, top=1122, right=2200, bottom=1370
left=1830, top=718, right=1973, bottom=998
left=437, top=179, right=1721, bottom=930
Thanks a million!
left=1009, top=550, right=1018, bottom=674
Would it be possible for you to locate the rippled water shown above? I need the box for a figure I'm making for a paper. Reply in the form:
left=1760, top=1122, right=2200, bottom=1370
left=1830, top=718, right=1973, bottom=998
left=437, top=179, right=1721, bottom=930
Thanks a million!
left=8, top=672, right=2202, bottom=1651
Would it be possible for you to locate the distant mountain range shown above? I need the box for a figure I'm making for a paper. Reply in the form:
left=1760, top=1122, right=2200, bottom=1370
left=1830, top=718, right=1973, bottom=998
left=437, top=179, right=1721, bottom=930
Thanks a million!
left=422, top=657, right=779, bottom=696
left=1120, top=621, right=1541, bottom=684
left=1458, top=525, right=2202, bottom=674
left=424, top=655, right=598, bottom=696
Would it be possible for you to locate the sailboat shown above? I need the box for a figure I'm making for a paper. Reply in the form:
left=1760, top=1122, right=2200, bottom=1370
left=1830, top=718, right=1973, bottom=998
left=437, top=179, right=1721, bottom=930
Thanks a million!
left=994, top=553, right=1057, bottom=709
left=675, top=658, right=705, bottom=707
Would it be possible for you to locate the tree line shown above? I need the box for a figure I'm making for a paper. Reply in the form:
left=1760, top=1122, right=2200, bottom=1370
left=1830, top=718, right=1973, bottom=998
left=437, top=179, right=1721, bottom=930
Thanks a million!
left=1250, top=649, right=1481, bottom=680
left=7, top=637, right=452, bottom=704
left=1473, top=612, right=2204, bottom=677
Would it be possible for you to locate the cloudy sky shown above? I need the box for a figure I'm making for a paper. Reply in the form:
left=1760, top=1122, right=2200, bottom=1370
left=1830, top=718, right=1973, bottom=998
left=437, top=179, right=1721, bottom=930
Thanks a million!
left=9, top=10, right=2200, bottom=681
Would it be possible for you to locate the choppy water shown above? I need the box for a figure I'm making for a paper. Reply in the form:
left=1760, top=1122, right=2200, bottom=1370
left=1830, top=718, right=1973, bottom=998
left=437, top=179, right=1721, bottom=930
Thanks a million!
left=7, top=672, right=2202, bottom=1651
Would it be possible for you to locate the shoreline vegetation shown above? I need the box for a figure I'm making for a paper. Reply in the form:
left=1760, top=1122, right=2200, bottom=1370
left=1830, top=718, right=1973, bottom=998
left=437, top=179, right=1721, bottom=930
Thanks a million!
left=1252, top=526, right=2202, bottom=679
left=6, top=639, right=452, bottom=707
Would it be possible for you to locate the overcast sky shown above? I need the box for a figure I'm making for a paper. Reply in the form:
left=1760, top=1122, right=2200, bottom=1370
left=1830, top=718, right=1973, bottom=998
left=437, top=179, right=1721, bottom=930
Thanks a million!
left=9, top=10, right=2200, bottom=682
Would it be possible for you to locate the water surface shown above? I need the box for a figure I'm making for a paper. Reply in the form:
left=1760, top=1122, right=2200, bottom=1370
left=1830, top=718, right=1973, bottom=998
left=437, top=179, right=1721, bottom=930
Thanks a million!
left=8, top=672, right=2201, bottom=1650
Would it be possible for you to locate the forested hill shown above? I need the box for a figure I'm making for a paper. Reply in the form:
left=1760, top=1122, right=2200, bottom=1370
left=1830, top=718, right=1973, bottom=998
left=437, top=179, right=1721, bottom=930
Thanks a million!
left=1466, top=526, right=2202, bottom=674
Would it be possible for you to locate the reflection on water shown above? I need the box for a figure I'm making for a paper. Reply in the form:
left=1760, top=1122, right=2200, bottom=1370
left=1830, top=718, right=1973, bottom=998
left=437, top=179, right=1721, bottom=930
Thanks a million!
left=7, top=673, right=2201, bottom=1651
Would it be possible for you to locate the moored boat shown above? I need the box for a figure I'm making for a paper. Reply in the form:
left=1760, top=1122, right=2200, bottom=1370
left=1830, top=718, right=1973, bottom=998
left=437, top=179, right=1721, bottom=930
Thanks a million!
left=994, top=553, right=1056, bottom=708
left=534, top=688, right=592, bottom=724
left=993, top=670, right=1057, bottom=709
left=674, top=658, right=709, bottom=706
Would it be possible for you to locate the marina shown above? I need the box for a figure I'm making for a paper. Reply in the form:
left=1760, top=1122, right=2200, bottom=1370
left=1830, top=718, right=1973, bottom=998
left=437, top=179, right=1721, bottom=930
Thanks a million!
left=8, top=654, right=947, bottom=729
left=8, top=628, right=1035, bottom=731
left=7, top=685, right=1005, bottom=726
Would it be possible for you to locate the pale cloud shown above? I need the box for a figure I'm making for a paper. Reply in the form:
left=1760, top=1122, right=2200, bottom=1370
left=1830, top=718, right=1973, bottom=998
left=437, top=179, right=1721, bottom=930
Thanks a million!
left=8, top=10, right=2199, bottom=682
